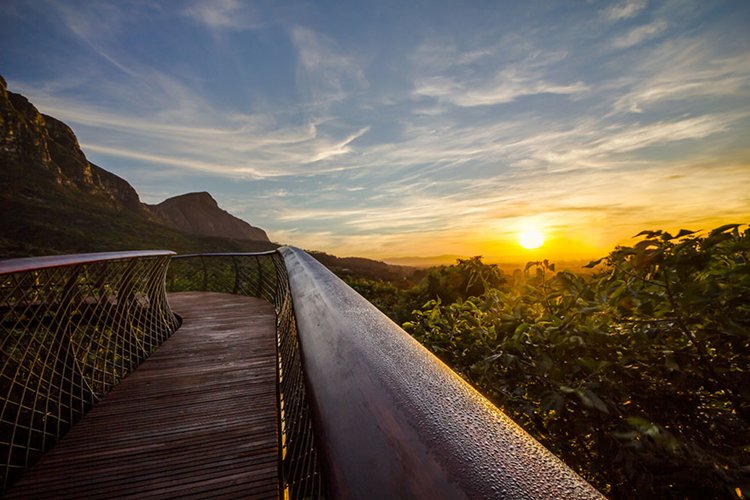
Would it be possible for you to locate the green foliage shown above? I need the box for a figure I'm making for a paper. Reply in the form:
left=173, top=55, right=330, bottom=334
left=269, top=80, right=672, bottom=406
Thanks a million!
left=0, top=175, right=278, bottom=258
left=362, top=225, right=749, bottom=498
left=422, top=256, right=507, bottom=303
left=343, top=256, right=506, bottom=325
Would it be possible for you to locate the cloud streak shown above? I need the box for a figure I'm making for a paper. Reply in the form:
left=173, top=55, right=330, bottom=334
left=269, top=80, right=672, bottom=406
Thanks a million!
left=613, top=20, right=667, bottom=49
left=412, top=41, right=588, bottom=107
left=2, top=0, right=748, bottom=259
left=291, top=26, right=367, bottom=106
left=182, top=0, right=261, bottom=30
left=415, top=72, right=588, bottom=107
left=604, top=0, right=648, bottom=21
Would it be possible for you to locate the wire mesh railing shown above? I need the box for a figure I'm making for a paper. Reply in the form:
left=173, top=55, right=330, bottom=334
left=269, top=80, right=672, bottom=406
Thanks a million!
left=0, top=251, right=179, bottom=494
left=167, top=252, right=326, bottom=499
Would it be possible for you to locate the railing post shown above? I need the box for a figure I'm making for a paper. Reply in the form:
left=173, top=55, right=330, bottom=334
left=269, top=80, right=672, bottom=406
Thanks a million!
left=200, top=256, right=208, bottom=290
left=255, top=255, right=264, bottom=297
left=232, top=256, right=240, bottom=295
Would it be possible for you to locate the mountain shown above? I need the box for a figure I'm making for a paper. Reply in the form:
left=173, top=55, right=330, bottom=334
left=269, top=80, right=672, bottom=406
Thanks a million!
left=0, top=77, right=417, bottom=283
left=0, top=75, right=275, bottom=257
left=1, top=77, right=146, bottom=214
left=149, top=192, right=269, bottom=242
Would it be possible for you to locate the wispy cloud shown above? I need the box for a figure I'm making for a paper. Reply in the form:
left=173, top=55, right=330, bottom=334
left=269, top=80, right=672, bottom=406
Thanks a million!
left=291, top=26, right=367, bottom=106
left=604, top=0, right=648, bottom=22
left=539, top=114, right=738, bottom=166
left=182, top=0, right=261, bottom=30
left=612, top=38, right=750, bottom=112
left=416, top=74, right=588, bottom=107
left=260, top=156, right=750, bottom=259
left=3, top=0, right=747, bottom=259
left=305, top=127, right=370, bottom=163
left=613, top=20, right=667, bottom=49
left=413, top=46, right=588, bottom=107
left=80, top=143, right=270, bottom=178
left=14, top=81, right=369, bottom=179
left=51, top=2, right=141, bottom=78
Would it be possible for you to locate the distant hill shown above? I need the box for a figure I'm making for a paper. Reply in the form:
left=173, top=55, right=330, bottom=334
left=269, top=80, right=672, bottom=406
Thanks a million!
left=149, top=192, right=269, bottom=242
left=0, top=75, right=275, bottom=257
left=308, top=251, right=418, bottom=283
left=383, top=255, right=470, bottom=268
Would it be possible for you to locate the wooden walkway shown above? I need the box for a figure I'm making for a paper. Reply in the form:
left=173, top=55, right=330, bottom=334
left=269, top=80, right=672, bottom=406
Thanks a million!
left=7, top=292, right=280, bottom=499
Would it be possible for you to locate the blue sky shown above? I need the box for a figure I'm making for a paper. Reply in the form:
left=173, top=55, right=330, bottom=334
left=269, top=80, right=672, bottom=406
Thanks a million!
left=1, top=0, right=749, bottom=260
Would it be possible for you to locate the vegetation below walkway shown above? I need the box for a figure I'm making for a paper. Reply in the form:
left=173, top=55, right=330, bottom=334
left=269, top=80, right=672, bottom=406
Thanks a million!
left=346, top=224, right=750, bottom=499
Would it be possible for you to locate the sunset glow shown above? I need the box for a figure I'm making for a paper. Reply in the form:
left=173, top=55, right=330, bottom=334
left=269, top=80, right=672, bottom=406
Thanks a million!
left=1, top=1, right=748, bottom=263
left=519, top=229, right=545, bottom=250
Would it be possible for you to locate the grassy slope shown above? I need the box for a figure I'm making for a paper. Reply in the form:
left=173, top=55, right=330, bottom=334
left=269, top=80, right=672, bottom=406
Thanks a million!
left=0, top=161, right=278, bottom=258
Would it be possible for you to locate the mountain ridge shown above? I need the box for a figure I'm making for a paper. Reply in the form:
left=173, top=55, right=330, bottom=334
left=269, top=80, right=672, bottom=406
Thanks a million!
left=149, top=192, right=269, bottom=242
left=0, top=75, right=275, bottom=256
left=0, top=77, right=417, bottom=283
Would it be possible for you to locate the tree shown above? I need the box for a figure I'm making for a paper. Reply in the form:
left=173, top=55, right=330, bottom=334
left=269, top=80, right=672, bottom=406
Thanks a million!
left=400, top=225, right=750, bottom=498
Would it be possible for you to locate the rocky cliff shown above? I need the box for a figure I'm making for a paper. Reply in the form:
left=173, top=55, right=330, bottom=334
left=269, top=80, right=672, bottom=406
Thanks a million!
left=149, top=192, right=270, bottom=242
left=0, top=77, right=413, bottom=280
left=1, top=76, right=145, bottom=213
left=0, top=76, right=273, bottom=256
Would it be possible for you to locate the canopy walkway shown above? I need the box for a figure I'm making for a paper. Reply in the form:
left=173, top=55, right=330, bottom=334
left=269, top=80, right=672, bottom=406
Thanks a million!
left=6, top=292, right=278, bottom=499
left=0, top=249, right=602, bottom=499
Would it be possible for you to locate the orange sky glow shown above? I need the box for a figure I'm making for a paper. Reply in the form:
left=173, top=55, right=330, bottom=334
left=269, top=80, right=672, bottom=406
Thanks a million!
left=3, top=1, right=748, bottom=265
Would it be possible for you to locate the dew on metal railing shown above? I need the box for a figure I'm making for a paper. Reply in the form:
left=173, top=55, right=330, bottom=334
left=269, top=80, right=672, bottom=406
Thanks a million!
left=282, top=246, right=602, bottom=499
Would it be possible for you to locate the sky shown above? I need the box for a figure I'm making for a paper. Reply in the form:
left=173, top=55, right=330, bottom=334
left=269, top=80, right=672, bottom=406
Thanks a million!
left=1, top=0, right=749, bottom=263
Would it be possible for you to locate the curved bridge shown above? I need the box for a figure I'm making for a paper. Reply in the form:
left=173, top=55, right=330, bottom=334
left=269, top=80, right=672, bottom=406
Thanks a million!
left=0, top=248, right=601, bottom=499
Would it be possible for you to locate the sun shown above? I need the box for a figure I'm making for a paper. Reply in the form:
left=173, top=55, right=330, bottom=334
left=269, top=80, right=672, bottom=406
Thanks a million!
left=519, top=229, right=545, bottom=249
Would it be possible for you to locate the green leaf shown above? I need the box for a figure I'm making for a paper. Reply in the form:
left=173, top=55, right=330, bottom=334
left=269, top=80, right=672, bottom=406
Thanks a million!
left=674, top=229, right=697, bottom=238
left=709, top=223, right=740, bottom=236
left=634, top=230, right=658, bottom=238
left=584, top=258, right=604, bottom=268
left=581, top=389, right=609, bottom=414
left=514, top=322, right=530, bottom=335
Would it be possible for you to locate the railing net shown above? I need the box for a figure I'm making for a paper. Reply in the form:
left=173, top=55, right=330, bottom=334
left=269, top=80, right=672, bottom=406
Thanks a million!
left=0, top=254, right=178, bottom=493
left=167, top=253, right=325, bottom=499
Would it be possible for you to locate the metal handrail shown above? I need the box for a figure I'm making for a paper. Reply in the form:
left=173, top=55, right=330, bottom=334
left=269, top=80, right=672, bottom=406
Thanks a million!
left=172, top=250, right=279, bottom=258
left=0, top=250, right=175, bottom=274
left=280, top=246, right=603, bottom=499
left=0, top=251, right=179, bottom=493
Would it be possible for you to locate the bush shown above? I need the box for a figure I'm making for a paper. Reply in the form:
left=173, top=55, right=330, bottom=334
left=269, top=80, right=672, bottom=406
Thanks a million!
left=395, top=225, right=750, bottom=498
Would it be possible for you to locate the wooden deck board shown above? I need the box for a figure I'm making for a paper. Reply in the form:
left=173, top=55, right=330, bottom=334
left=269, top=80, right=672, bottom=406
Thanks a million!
left=6, top=292, right=279, bottom=499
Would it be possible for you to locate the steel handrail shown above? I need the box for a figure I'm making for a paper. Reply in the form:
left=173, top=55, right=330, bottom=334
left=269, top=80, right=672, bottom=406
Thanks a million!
left=170, top=250, right=279, bottom=259
left=0, top=250, right=175, bottom=274
left=280, top=246, right=602, bottom=499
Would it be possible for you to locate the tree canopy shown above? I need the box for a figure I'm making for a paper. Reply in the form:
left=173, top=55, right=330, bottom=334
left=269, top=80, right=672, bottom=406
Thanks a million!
left=351, top=224, right=750, bottom=498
